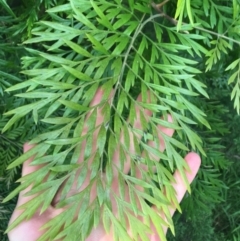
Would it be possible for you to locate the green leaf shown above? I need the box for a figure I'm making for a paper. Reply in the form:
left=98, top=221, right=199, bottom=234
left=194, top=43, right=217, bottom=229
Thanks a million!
left=62, top=65, right=92, bottom=81
left=178, top=95, right=210, bottom=128
left=106, top=207, right=132, bottom=241
left=111, top=57, right=123, bottom=81
left=106, top=160, right=113, bottom=187
left=174, top=0, right=185, bottom=32
left=164, top=134, right=189, bottom=151
left=112, top=36, right=130, bottom=55
left=93, top=201, right=101, bottom=228
left=45, top=137, right=84, bottom=145
left=2, top=181, right=31, bottom=203
left=162, top=98, right=186, bottom=110
left=58, top=99, right=90, bottom=111
left=15, top=92, right=60, bottom=99
left=6, top=144, right=47, bottom=169
left=50, top=164, right=79, bottom=173
left=46, top=3, right=72, bottom=13
left=186, top=0, right=194, bottom=24
left=140, top=103, right=170, bottom=112
left=108, top=133, right=117, bottom=161
left=114, top=114, right=122, bottom=136
left=86, top=34, right=109, bottom=55
left=90, top=0, right=113, bottom=30
left=113, top=14, right=132, bottom=30
left=203, top=0, right=210, bottom=16
left=210, top=5, right=217, bottom=28
left=33, top=79, right=76, bottom=90
left=102, top=205, right=112, bottom=234
left=0, top=0, right=16, bottom=17
left=148, top=205, right=167, bottom=241
left=64, top=39, right=92, bottom=57
left=97, top=179, right=105, bottom=206
left=228, top=71, right=239, bottom=85
left=39, top=52, right=76, bottom=65
left=5, top=197, right=43, bottom=232
left=22, top=67, right=63, bottom=77
left=123, top=174, right=152, bottom=189
left=226, top=58, right=240, bottom=71
left=97, top=125, right=107, bottom=156
left=0, top=70, right=21, bottom=82
left=33, top=109, right=38, bottom=124
left=41, top=117, right=75, bottom=125
left=141, top=142, right=169, bottom=161
left=128, top=185, right=138, bottom=215
left=76, top=165, right=88, bottom=189
left=151, top=117, right=181, bottom=130
left=124, top=21, right=139, bottom=36
left=5, top=80, right=32, bottom=92
left=134, top=3, right=150, bottom=13
left=70, top=0, right=97, bottom=30
left=2, top=110, right=29, bottom=133
left=138, top=36, right=148, bottom=55
left=39, top=21, right=82, bottom=35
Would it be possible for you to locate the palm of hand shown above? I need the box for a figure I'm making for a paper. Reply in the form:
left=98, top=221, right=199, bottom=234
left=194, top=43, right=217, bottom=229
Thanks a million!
left=8, top=89, right=201, bottom=241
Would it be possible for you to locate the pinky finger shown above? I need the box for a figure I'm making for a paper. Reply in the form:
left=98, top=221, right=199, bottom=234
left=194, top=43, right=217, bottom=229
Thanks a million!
left=149, top=152, right=201, bottom=240
left=171, top=152, right=201, bottom=206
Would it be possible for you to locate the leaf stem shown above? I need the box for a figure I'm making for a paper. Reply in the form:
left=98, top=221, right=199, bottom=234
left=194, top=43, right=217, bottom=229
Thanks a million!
left=194, top=26, right=240, bottom=45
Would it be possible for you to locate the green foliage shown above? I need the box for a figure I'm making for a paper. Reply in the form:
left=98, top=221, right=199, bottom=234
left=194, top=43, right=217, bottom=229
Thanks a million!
left=0, top=177, right=18, bottom=241
left=1, top=0, right=240, bottom=240
left=167, top=204, right=218, bottom=241
left=167, top=72, right=240, bottom=241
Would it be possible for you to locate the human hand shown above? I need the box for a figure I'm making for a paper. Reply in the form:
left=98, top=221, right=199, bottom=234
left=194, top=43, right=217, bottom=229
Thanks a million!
left=8, top=88, right=201, bottom=241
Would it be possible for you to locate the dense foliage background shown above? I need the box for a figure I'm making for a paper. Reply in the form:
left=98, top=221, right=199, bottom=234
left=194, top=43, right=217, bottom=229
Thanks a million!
left=0, top=0, right=240, bottom=240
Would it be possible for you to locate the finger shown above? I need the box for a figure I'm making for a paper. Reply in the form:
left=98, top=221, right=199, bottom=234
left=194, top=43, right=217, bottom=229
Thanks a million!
left=149, top=152, right=201, bottom=239
left=147, top=114, right=174, bottom=156
left=135, top=114, right=175, bottom=183
left=79, top=87, right=114, bottom=165
left=131, top=92, right=152, bottom=139
left=129, top=92, right=152, bottom=154
left=9, top=144, right=65, bottom=240
left=113, top=92, right=152, bottom=176
left=53, top=88, right=111, bottom=205
left=171, top=152, right=201, bottom=207
left=110, top=93, right=151, bottom=209
left=111, top=93, right=154, bottom=219
left=78, top=88, right=106, bottom=164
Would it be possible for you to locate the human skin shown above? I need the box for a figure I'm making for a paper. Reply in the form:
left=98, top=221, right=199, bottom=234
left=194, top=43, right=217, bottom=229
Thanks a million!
left=8, top=88, right=201, bottom=241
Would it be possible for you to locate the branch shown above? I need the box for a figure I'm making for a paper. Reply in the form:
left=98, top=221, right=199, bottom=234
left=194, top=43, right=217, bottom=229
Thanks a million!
left=151, top=0, right=169, bottom=10
left=151, top=1, right=189, bottom=34
left=151, top=1, right=240, bottom=45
